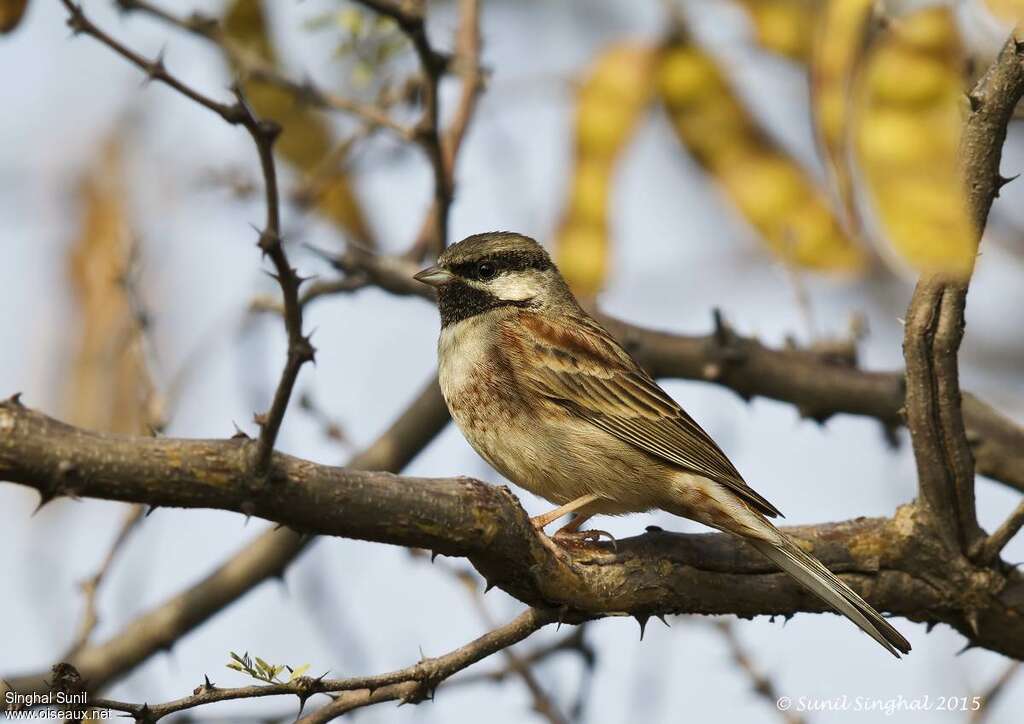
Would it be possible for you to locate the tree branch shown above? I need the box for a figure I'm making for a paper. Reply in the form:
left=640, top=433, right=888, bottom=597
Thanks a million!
left=0, top=378, right=450, bottom=698
left=3, top=398, right=1024, bottom=659
left=904, top=34, right=1024, bottom=555
left=115, top=0, right=413, bottom=138
left=355, top=0, right=452, bottom=254
left=59, top=1, right=311, bottom=476
left=78, top=608, right=555, bottom=723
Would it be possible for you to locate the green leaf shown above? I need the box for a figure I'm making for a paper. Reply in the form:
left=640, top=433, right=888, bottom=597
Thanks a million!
left=288, top=664, right=311, bottom=682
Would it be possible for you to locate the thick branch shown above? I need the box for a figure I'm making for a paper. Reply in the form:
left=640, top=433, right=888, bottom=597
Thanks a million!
left=1, top=378, right=450, bottom=697
left=904, top=34, right=1024, bottom=554
left=3, top=399, right=1023, bottom=659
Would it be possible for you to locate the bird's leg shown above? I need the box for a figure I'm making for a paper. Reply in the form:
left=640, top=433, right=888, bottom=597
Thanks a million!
left=530, top=494, right=599, bottom=530
left=553, top=513, right=617, bottom=550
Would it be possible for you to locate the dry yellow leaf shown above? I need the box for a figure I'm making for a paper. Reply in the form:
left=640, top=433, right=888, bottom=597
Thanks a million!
left=735, top=0, right=818, bottom=61
left=659, top=35, right=866, bottom=273
left=810, top=0, right=875, bottom=230
left=65, top=137, right=155, bottom=435
left=555, top=43, right=657, bottom=297
left=984, top=0, right=1024, bottom=23
left=853, top=7, right=976, bottom=279
left=224, top=0, right=373, bottom=245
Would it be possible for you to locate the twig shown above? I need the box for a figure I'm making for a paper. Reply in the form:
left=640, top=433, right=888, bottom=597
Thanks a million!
left=59, top=1, right=311, bottom=476
left=356, top=0, right=448, bottom=254
left=295, top=608, right=556, bottom=723
left=447, top=627, right=592, bottom=689
left=116, top=0, right=411, bottom=137
left=712, top=620, right=806, bottom=724
left=977, top=498, right=1024, bottom=565
left=969, top=660, right=1022, bottom=724
left=450, top=568, right=570, bottom=724
left=76, top=608, right=551, bottom=721
left=65, top=505, right=145, bottom=658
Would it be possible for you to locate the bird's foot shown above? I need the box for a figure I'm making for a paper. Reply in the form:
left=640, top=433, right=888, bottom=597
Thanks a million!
left=552, top=528, right=617, bottom=551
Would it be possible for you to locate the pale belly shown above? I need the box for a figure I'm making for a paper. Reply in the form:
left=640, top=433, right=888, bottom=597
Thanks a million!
left=438, top=318, right=660, bottom=513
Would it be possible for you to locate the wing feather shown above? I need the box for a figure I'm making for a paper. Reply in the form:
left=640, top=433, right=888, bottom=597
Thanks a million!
left=510, top=313, right=783, bottom=518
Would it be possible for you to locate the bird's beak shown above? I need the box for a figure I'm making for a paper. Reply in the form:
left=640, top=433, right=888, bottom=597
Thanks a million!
left=413, top=265, right=454, bottom=288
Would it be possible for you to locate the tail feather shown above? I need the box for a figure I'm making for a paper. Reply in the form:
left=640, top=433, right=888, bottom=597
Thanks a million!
left=746, top=535, right=911, bottom=657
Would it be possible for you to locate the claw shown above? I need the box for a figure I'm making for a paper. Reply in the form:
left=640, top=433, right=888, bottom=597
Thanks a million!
left=552, top=528, right=617, bottom=551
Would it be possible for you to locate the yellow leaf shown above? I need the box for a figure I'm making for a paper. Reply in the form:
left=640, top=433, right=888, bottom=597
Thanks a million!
left=853, top=7, right=976, bottom=280
left=554, top=43, right=657, bottom=297
left=659, top=34, right=866, bottom=273
left=735, top=0, right=818, bottom=61
left=224, top=0, right=373, bottom=246
left=64, top=134, right=156, bottom=435
left=810, top=0, right=875, bottom=230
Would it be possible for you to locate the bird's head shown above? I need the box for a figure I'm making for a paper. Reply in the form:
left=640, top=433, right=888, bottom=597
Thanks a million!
left=414, top=232, right=574, bottom=326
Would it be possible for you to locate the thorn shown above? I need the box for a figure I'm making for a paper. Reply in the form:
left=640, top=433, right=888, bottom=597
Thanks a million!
left=656, top=614, right=671, bottom=628
left=296, top=334, right=317, bottom=364
left=257, top=118, right=282, bottom=143
left=204, top=674, right=215, bottom=690
left=231, top=421, right=250, bottom=440
left=925, top=621, right=937, bottom=633
left=967, top=92, right=982, bottom=112
left=711, top=307, right=729, bottom=347
left=964, top=609, right=981, bottom=636
left=556, top=604, right=569, bottom=630
left=145, top=505, right=158, bottom=517
left=142, top=47, right=166, bottom=85
left=956, top=640, right=977, bottom=656
left=4, top=391, right=23, bottom=407
left=430, top=550, right=439, bottom=563
left=32, top=491, right=55, bottom=516
left=995, top=173, right=1019, bottom=196
left=257, top=228, right=279, bottom=255
left=296, top=693, right=308, bottom=718
left=635, top=614, right=650, bottom=640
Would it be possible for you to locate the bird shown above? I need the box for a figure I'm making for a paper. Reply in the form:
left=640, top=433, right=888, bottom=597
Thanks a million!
left=414, top=231, right=911, bottom=657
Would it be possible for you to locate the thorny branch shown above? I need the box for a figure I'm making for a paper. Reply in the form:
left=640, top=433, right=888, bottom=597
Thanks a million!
left=115, top=0, right=412, bottom=138
left=7, top=6, right=1024, bottom=723
left=904, top=32, right=1024, bottom=558
left=349, top=0, right=453, bottom=254
left=1, top=377, right=450, bottom=701
left=59, top=1, right=313, bottom=475
left=2, top=400, right=1024, bottom=660
left=76, top=608, right=555, bottom=723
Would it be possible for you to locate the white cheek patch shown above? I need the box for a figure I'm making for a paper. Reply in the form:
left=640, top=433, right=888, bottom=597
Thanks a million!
left=484, top=272, right=542, bottom=301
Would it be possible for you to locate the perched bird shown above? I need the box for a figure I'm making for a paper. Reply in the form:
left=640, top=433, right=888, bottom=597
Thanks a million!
left=415, top=231, right=911, bottom=657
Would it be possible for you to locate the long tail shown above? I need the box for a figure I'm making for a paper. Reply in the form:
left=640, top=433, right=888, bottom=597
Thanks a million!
left=745, top=532, right=911, bottom=657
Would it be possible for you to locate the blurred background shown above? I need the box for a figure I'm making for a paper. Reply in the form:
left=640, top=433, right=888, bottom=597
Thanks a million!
left=2, top=0, right=1024, bottom=721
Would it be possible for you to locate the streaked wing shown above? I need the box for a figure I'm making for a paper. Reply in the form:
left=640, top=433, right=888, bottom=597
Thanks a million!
left=507, top=312, right=782, bottom=518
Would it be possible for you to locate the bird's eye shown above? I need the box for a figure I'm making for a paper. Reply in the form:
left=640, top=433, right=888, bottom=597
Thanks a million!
left=476, top=261, right=497, bottom=280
